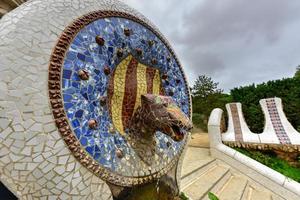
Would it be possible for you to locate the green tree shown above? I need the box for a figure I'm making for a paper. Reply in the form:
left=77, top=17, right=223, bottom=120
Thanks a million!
left=231, top=78, right=300, bottom=133
left=295, top=65, right=300, bottom=78
left=192, top=75, right=223, bottom=98
left=192, top=75, right=230, bottom=131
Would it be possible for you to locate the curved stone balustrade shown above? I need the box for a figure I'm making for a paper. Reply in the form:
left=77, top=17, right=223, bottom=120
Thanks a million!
left=208, top=108, right=300, bottom=199
left=222, top=103, right=259, bottom=143
left=260, top=97, right=300, bottom=145
left=222, top=97, right=300, bottom=152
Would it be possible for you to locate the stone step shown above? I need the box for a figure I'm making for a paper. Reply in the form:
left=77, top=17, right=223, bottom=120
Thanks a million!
left=181, top=159, right=216, bottom=188
left=183, top=164, right=230, bottom=200
left=243, top=182, right=286, bottom=200
left=216, top=175, right=248, bottom=200
left=271, top=194, right=286, bottom=200
left=249, top=188, right=272, bottom=200
left=181, top=147, right=214, bottom=177
left=181, top=147, right=215, bottom=188
left=201, top=170, right=232, bottom=200
left=180, top=147, right=287, bottom=200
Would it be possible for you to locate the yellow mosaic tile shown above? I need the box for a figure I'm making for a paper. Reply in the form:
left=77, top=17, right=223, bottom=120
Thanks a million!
left=134, top=63, right=148, bottom=112
left=152, top=69, right=161, bottom=95
left=111, top=55, right=132, bottom=135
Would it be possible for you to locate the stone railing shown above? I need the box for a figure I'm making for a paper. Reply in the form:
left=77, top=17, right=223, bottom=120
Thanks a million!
left=208, top=104, right=300, bottom=200
left=222, top=97, right=300, bottom=153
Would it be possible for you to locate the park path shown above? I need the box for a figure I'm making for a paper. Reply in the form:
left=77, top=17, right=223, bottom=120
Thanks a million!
left=180, top=133, right=284, bottom=200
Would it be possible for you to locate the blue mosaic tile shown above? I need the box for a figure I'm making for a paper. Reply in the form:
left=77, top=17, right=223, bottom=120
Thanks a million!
left=61, top=17, right=190, bottom=176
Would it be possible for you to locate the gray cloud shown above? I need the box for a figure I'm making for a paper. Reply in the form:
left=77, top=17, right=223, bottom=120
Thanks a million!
left=178, top=0, right=299, bottom=45
left=123, top=0, right=300, bottom=92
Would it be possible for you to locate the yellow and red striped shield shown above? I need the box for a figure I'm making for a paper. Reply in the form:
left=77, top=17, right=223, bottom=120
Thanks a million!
left=108, top=55, right=164, bottom=135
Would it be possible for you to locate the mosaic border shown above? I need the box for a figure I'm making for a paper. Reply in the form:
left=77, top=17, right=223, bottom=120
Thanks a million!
left=48, top=10, right=191, bottom=186
left=224, top=141, right=300, bottom=153
left=229, top=103, right=243, bottom=142
left=265, top=98, right=291, bottom=144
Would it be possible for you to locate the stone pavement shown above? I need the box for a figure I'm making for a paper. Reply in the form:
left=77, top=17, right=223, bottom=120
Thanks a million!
left=189, top=133, right=210, bottom=148
left=180, top=144, right=285, bottom=200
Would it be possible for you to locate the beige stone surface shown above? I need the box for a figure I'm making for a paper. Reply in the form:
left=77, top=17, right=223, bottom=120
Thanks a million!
left=180, top=147, right=292, bottom=200
left=181, top=147, right=213, bottom=177
left=216, top=176, right=247, bottom=200
left=183, top=164, right=229, bottom=200
left=189, top=133, right=210, bottom=148
left=243, top=186, right=272, bottom=200
left=180, top=147, right=215, bottom=187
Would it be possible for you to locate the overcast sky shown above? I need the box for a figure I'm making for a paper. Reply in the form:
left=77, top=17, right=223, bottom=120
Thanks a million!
left=122, top=0, right=300, bottom=92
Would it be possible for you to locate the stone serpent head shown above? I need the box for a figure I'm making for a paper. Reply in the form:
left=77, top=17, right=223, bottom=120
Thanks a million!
left=128, top=94, right=193, bottom=164
left=141, top=94, right=192, bottom=141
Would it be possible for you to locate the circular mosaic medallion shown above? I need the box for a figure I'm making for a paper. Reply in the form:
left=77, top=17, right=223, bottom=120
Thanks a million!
left=48, top=11, right=191, bottom=186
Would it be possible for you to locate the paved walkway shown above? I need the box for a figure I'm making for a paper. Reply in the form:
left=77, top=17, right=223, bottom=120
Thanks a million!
left=180, top=145, right=284, bottom=200
left=189, top=133, right=209, bottom=148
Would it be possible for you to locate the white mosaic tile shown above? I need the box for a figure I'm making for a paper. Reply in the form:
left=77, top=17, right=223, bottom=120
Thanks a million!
left=0, top=1, right=124, bottom=199
left=0, top=0, right=186, bottom=198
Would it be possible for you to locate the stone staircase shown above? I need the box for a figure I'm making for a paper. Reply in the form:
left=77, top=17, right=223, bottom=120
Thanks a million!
left=180, top=147, right=285, bottom=200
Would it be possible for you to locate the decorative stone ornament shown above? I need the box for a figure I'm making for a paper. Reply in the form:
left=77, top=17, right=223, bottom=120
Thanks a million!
left=103, top=66, right=111, bottom=75
left=135, top=48, right=143, bottom=56
left=78, top=69, right=89, bottom=80
left=0, top=0, right=192, bottom=199
left=148, top=40, right=155, bottom=47
left=116, top=48, right=123, bottom=57
left=162, top=73, right=168, bottom=80
left=88, top=119, right=98, bottom=129
left=115, top=148, right=123, bottom=158
left=167, top=56, right=171, bottom=62
left=109, top=125, right=116, bottom=134
left=100, top=96, right=107, bottom=106
left=95, top=35, right=105, bottom=46
left=151, top=58, right=157, bottom=65
left=123, top=28, right=131, bottom=36
left=169, top=90, right=175, bottom=96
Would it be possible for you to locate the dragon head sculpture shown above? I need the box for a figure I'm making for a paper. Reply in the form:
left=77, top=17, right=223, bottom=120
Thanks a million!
left=128, top=94, right=193, bottom=165
left=140, top=94, right=192, bottom=141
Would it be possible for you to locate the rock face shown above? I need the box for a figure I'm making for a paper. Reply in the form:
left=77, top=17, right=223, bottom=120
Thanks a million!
left=0, top=0, right=192, bottom=199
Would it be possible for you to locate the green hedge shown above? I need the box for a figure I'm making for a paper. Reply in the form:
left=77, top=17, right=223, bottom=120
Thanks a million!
left=192, top=93, right=232, bottom=132
left=231, top=77, right=300, bottom=133
left=192, top=113, right=207, bottom=132
left=192, top=77, right=300, bottom=133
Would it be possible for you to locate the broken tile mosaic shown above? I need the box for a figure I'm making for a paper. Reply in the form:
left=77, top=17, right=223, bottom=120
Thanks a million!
left=61, top=17, right=190, bottom=176
left=266, top=99, right=291, bottom=144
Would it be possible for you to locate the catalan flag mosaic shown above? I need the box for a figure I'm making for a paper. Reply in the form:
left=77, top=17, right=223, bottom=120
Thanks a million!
left=108, top=54, right=164, bottom=135
left=60, top=16, right=190, bottom=177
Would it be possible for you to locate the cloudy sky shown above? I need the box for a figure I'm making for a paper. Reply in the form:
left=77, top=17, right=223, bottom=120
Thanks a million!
left=122, top=0, right=300, bottom=92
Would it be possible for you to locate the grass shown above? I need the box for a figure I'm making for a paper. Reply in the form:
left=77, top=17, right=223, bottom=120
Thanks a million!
left=179, top=192, right=189, bottom=200
left=208, top=192, right=219, bottom=200
left=234, top=148, right=300, bottom=183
